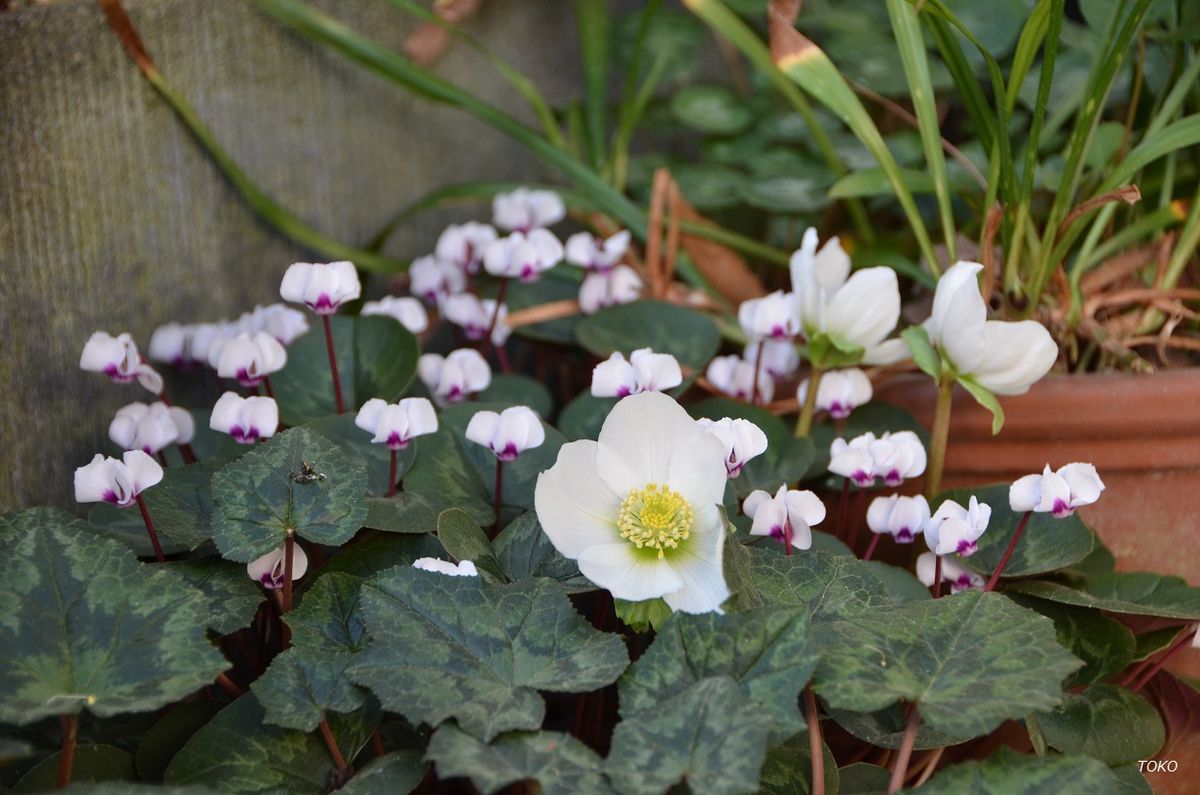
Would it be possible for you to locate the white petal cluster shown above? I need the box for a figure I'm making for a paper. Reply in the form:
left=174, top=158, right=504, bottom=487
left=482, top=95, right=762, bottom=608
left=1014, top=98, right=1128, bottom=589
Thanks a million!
left=1009, top=462, right=1104, bottom=517
left=238, top=304, right=310, bottom=346
left=579, top=266, right=643, bottom=314
left=591, top=348, right=682, bottom=398
left=465, top=406, right=545, bottom=461
left=74, top=451, right=163, bottom=508
left=916, top=552, right=983, bottom=594
left=436, top=222, right=498, bottom=274
left=828, top=431, right=926, bottom=488
left=247, top=545, right=309, bottom=589
left=410, top=255, right=468, bottom=305
left=109, top=402, right=194, bottom=454
left=355, top=397, right=438, bottom=450
left=80, top=331, right=163, bottom=394
left=493, top=188, right=565, bottom=232
left=797, top=368, right=872, bottom=419
left=738, top=290, right=800, bottom=340
left=565, top=230, right=630, bottom=272
left=209, top=392, right=278, bottom=444
left=743, top=486, right=826, bottom=551
left=483, top=229, right=564, bottom=282
left=412, top=557, right=479, bottom=577
left=924, top=496, right=991, bottom=557
left=441, top=293, right=511, bottom=345
left=866, top=494, right=930, bottom=543
left=418, top=349, right=492, bottom=405
left=361, top=295, right=430, bottom=334
left=209, top=331, right=287, bottom=387
left=695, top=417, right=768, bottom=478
left=280, top=261, right=361, bottom=315
left=706, top=355, right=774, bottom=404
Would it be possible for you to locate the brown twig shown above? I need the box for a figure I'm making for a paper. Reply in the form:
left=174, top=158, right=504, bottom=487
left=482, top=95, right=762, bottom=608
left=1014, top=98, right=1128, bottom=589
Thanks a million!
left=1055, top=185, right=1142, bottom=244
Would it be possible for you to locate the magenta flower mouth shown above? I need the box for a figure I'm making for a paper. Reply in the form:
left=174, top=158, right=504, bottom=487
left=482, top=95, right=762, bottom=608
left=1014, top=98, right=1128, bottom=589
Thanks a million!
left=497, top=443, right=520, bottom=462
left=956, top=539, right=978, bottom=556
left=104, top=365, right=136, bottom=383
left=310, top=294, right=337, bottom=314
left=1052, top=498, right=1073, bottom=517
left=895, top=528, right=913, bottom=543
left=386, top=433, right=410, bottom=451
left=230, top=426, right=260, bottom=445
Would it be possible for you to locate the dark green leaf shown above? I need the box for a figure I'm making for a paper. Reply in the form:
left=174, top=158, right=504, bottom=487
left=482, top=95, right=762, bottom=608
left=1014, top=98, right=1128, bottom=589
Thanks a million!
left=505, top=274, right=582, bottom=345
left=363, top=492, right=438, bottom=534
left=1006, top=572, right=1200, bottom=619
left=671, top=85, right=755, bottom=135
left=741, top=175, right=832, bottom=213
left=1112, top=763, right=1153, bottom=795
left=558, top=392, right=617, bottom=441
left=87, top=461, right=219, bottom=555
left=211, top=427, right=368, bottom=562
left=901, top=326, right=939, bottom=379
left=319, top=532, right=446, bottom=581
left=673, top=163, right=751, bottom=211
left=722, top=525, right=763, bottom=612
left=167, top=559, right=264, bottom=635
left=576, top=301, right=720, bottom=375
left=478, top=374, right=554, bottom=418
left=135, top=702, right=223, bottom=783
left=838, top=762, right=891, bottom=795
left=339, top=750, right=428, bottom=795
left=349, top=568, right=628, bottom=740
left=614, top=598, right=673, bottom=633
left=305, top=412, right=414, bottom=499
left=437, top=508, right=506, bottom=582
left=1131, top=626, right=1183, bottom=663
left=14, top=745, right=135, bottom=792
left=758, top=732, right=839, bottom=795
left=1035, top=684, right=1165, bottom=766
left=909, top=746, right=1119, bottom=794
left=493, top=512, right=590, bottom=592
left=1009, top=595, right=1136, bottom=688
left=427, top=725, right=613, bottom=795
left=401, top=427, right=493, bottom=526
left=829, top=702, right=974, bottom=750
left=860, top=561, right=932, bottom=605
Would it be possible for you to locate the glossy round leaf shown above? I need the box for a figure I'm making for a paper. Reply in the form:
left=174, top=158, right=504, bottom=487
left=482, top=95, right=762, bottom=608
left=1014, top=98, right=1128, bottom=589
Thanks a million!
left=576, top=300, right=720, bottom=374
left=671, top=85, right=755, bottom=136
left=1034, top=684, right=1165, bottom=766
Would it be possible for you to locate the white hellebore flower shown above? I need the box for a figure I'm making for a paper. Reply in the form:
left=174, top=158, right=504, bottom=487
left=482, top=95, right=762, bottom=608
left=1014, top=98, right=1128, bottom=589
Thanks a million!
left=866, top=494, right=930, bottom=544
left=744, top=338, right=800, bottom=380
left=696, top=417, right=768, bottom=478
left=493, top=187, right=566, bottom=232
left=418, top=349, right=492, bottom=404
left=869, top=430, right=927, bottom=487
left=483, top=229, right=564, bottom=282
left=247, top=545, right=309, bottom=590
left=917, top=552, right=983, bottom=594
left=535, top=391, right=730, bottom=613
left=355, top=397, right=438, bottom=450
left=409, top=255, right=467, bottom=304
left=743, top=485, right=826, bottom=552
left=361, top=295, right=430, bottom=334
left=706, top=355, right=774, bottom=404
left=738, top=290, right=800, bottom=340
left=109, top=402, right=193, bottom=454
left=209, top=331, right=287, bottom=388
left=565, top=230, right=631, bottom=272
left=926, top=261, right=1057, bottom=394
left=797, top=368, right=872, bottom=420
left=924, top=496, right=991, bottom=557
left=829, top=433, right=877, bottom=488
left=789, top=228, right=906, bottom=365
left=591, top=348, right=682, bottom=398
left=441, top=293, right=511, bottom=345
left=436, top=222, right=498, bottom=274
left=1009, top=462, right=1105, bottom=517
left=579, top=265, right=643, bottom=314
left=80, top=331, right=163, bottom=394
left=209, top=392, right=278, bottom=444
left=280, top=261, right=362, bottom=314
left=74, top=450, right=163, bottom=508
left=412, top=557, right=479, bottom=577
left=465, top=405, right=545, bottom=462
left=240, top=303, right=310, bottom=346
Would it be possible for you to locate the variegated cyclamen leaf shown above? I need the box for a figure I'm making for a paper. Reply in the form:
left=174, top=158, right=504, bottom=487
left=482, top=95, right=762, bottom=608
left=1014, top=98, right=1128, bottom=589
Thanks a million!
left=0, top=509, right=227, bottom=724
left=211, top=426, right=368, bottom=562
left=166, top=559, right=264, bottom=635
left=909, top=747, right=1119, bottom=794
left=349, top=567, right=628, bottom=741
left=1006, top=572, right=1200, bottom=620
left=1033, top=684, right=1166, bottom=766
left=1009, top=595, right=1136, bottom=688
left=758, top=732, right=839, bottom=795
left=338, top=750, right=428, bottom=795
left=493, top=512, right=590, bottom=592
left=436, top=508, right=506, bottom=582
left=427, top=725, right=614, bottom=795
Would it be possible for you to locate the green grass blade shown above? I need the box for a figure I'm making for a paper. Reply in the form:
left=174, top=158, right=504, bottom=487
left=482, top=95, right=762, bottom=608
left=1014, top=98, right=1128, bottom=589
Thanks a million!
left=925, top=15, right=996, bottom=156
left=611, top=0, right=663, bottom=189
left=1004, top=0, right=1053, bottom=113
left=577, top=0, right=611, bottom=170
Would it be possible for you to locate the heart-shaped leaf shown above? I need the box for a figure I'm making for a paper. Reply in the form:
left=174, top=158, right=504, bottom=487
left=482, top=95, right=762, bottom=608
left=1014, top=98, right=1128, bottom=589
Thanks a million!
left=401, top=427, right=493, bottom=527
left=14, top=744, right=136, bottom=791
left=436, top=508, right=505, bottom=582
left=1010, top=595, right=1136, bottom=688
left=88, top=460, right=220, bottom=555
left=1034, top=684, right=1165, bottom=766
left=1006, top=572, right=1200, bottom=619
left=558, top=392, right=617, bottom=441
left=338, top=750, right=428, bottom=795
left=167, top=559, right=264, bottom=635
left=671, top=85, right=755, bottom=135
left=912, top=747, right=1119, bottom=794
left=427, top=725, right=613, bottom=795
left=576, top=300, right=720, bottom=375
left=478, top=374, right=554, bottom=418
left=493, top=512, right=590, bottom=592
left=747, top=547, right=899, bottom=634
left=758, top=732, right=839, bottom=795
left=362, top=492, right=438, bottom=534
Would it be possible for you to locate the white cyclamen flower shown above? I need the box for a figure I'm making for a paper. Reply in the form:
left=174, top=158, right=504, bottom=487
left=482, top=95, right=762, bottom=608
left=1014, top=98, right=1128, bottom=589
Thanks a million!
left=80, top=331, right=163, bottom=394
left=188, top=322, right=238, bottom=367
left=696, top=418, right=768, bottom=478
left=534, top=391, right=730, bottom=613
left=744, top=338, right=800, bottom=380
left=926, top=261, right=1057, bottom=394
left=109, top=402, right=192, bottom=454
left=465, top=406, right=545, bottom=462
left=565, top=230, right=631, bottom=272
left=591, top=348, right=682, bottom=398
left=797, top=368, right=872, bottom=420
left=148, top=323, right=196, bottom=367
left=247, top=545, right=309, bottom=590
left=412, top=557, right=479, bottom=577
left=868, top=430, right=927, bottom=487
left=743, top=485, right=826, bottom=551
left=280, top=261, right=362, bottom=314
left=916, top=552, right=983, bottom=594
left=738, top=290, right=800, bottom=340
left=209, top=392, right=278, bottom=444
left=361, top=295, right=430, bottom=334
left=355, top=397, right=438, bottom=450
left=789, top=228, right=906, bottom=364
left=866, top=494, right=930, bottom=543
left=409, top=255, right=467, bottom=304
left=924, top=496, right=991, bottom=557
left=493, top=187, right=566, bottom=232
left=74, top=450, right=163, bottom=508
left=579, top=265, right=643, bottom=315
left=829, top=433, right=877, bottom=488
left=1009, top=462, right=1104, bottom=517
left=209, top=331, right=287, bottom=387
left=483, top=229, right=564, bottom=282
left=441, top=293, right=511, bottom=345
left=706, top=355, right=774, bottom=404
left=436, top=222, right=498, bottom=274
left=418, top=349, right=492, bottom=404
left=243, top=303, right=310, bottom=346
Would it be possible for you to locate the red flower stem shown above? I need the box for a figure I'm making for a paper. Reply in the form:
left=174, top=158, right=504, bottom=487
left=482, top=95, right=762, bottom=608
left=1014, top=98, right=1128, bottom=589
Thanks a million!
left=784, top=518, right=793, bottom=557
left=863, top=533, right=882, bottom=561
left=750, top=341, right=765, bottom=406
left=804, top=687, right=825, bottom=795
left=1131, top=626, right=1198, bottom=693
left=178, top=443, right=197, bottom=464
left=848, top=488, right=867, bottom=553
left=57, top=713, right=79, bottom=789
left=932, top=556, right=943, bottom=598
left=156, top=451, right=169, bottom=468
left=835, top=479, right=850, bottom=540
left=486, top=279, right=511, bottom=374
left=387, top=450, right=397, bottom=498
left=282, top=534, right=295, bottom=615
left=318, top=715, right=349, bottom=774
left=262, top=375, right=275, bottom=399
left=491, top=461, right=504, bottom=539
left=136, top=494, right=165, bottom=563
left=371, top=729, right=386, bottom=757
left=887, top=704, right=922, bottom=795
left=985, top=511, right=1032, bottom=591
left=321, top=314, right=345, bottom=414
left=215, top=672, right=243, bottom=698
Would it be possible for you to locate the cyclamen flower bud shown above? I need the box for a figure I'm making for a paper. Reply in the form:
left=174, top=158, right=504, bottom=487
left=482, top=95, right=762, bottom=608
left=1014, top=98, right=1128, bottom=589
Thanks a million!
left=418, top=349, right=492, bottom=404
left=148, top=323, right=195, bottom=367
left=869, top=431, right=926, bottom=487
left=409, top=255, right=467, bottom=304
left=247, top=545, right=309, bottom=590
left=209, top=392, right=278, bottom=444
left=743, top=485, right=825, bottom=551
left=565, top=230, right=631, bottom=272
left=74, top=450, right=163, bottom=508
left=355, top=397, right=438, bottom=450
left=924, top=496, right=991, bottom=557
left=866, top=494, right=930, bottom=543
left=1009, top=463, right=1104, bottom=517
left=465, top=406, right=544, bottom=462
left=361, top=296, right=430, bottom=334
left=591, top=348, right=682, bottom=398
left=209, top=332, right=287, bottom=388
left=797, top=368, right=873, bottom=420
left=483, top=230, right=564, bottom=282
left=280, top=261, right=361, bottom=314
left=412, top=557, right=479, bottom=577
left=696, top=418, right=768, bottom=478
left=436, top=222, right=498, bottom=274
left=579, top=266, right=642, bottom=314
left=705, top=355, right=774, bottom=404
left=492, top=187, right=565, bottom=232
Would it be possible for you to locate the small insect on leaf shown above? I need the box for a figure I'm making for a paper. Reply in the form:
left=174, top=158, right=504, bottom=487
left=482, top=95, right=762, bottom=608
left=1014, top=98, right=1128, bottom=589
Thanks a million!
left=290, top=461, right=327, bottom=484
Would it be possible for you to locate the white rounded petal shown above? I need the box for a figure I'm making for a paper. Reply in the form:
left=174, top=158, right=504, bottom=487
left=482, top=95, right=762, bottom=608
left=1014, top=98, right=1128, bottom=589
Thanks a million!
left=209, top=392, right=244, bottom=434
left=742, top=489, right=774, bottom=519
left=465, top=411, right=501, bottom=449
left=591, top=353, right=636, bottom=397
left=577, top=542, right=683, bottom=601
left=136, top=365, right=164, bottom=396
left=595, top=392, right=704, bottom=493
left=565, top=231, right=598, bottom=267
left=244, top=397, right=279, bottom=440
left=168, top=407, right=195, bottom=444
left=931, top=262, right=987, bottom=373
left=1009, top=472, right=1044, bottom=512
left=663, top=510, right=730, bottom=613
left=825, top=267, right=900, bottom=349
left=785, top=489, right=827, bottom=528
left=1060, top=462, right=1104, bottom=508
left=867, top=495, right=898, bottom=534
left=400, top=397, right=438, bottom=438
left=534, top=440, right=623, bottom=557
left=666, top=428, right=727, bottom=511
left=247, top=547, right=285, bottom=585
left=279, top=262, right=313, bottom=304
left=123, top=450, right=164, bottom=492
left=74, top=454, right=113, bottom=504
left=916, top=552, right=938, bottom=587
left=356, top=398, right=388, bottom=434
left=629, top=348, right=682, bottom=392
left=972, top=320, right=1057, bottom=395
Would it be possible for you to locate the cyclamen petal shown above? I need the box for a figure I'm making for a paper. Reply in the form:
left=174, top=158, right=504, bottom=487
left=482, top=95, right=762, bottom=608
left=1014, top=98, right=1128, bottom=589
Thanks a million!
left=465, top=406, right=544, bottom=461
left=74, top=450, right=163, bottom=508
left=247, top=544, right=310, bottom=590
left=591, top=348, right=682, bottom=397
left=482, top=229, right=564, bottom=282
left=916, top=552, right=983, bottom=594
left=109, top=402, right=180, bottom=454
left=441, top=293, right=511, bottom=345
left=211, top=331, right=287, bottom=387
left=436, top=222, right=498, bottom=273
left=240, top=303, right=310, bottom=346
left=361, top=296, right=430, bottom=334
left=866, top=494, right=930, bottom=543
left=738, top=291, right=800, bottom=340
left=565, top=230, right=631, bottom=272
left=578, top=265, right=642, bottom=314
left=493, top=187, right=566, bottom=232
left=409, top=255, right=467, bottom=304
left=412, top=557, right=479, bottom=577
left=1009, top=462, right=1104, bottom=517
left=743, top=485, right=824, bottom=550
left=744, top=338, right=800, bottom=379
left=418, top=349, right=491, bottom=404
left=924, top=495, right=991, bottom=556
left=696, top=417, right=768, bottom=478
left=705, top=355, right=774, bottom=404
left=354, top=397, right=438, bottom=450
left=80, top=331, right=141, bottom=383
left=798, top=368, right=872, bottom=419
left=209, top=392, right=278, bottom=444
left=280, top=261, right=361, bottom=314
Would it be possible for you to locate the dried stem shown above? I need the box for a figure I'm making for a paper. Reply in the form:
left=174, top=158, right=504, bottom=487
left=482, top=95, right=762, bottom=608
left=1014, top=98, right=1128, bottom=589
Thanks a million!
left=887, top=704, right=922, bottom=795
left=985, top=511, right=1032, bottom=591
left=57, top=714, right=79, bottom=789
left=136, top=494, right=166, bottom=563
left=321, top=315, right=345, bottom=414
left=804, top=687, right=825, bottom=795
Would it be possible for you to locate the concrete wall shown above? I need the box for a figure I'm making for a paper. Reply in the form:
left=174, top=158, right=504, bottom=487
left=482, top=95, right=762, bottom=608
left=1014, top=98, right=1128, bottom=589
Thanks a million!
left=0, top=0, right=581, bottom=509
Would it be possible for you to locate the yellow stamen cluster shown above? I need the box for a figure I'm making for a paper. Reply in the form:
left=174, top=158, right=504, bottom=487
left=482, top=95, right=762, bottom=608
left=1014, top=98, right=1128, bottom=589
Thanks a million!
left=618, top=483, right=693, bottom=559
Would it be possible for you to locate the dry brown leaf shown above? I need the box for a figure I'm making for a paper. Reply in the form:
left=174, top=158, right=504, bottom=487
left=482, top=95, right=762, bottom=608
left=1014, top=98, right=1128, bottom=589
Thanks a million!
left=675, top=194, right=767, bottom=307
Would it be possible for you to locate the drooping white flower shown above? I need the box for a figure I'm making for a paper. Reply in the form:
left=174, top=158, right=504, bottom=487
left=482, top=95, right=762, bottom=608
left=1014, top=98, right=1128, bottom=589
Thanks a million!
left=744, top=338, right=800, bottom=380
left=247, top=544, right=309, bottom=590
left=355, top=397, right=438, bottom=450
left=208, top=331, right=288, bottom=387
left=409, top=255, right=467, bottom=304
left=924, top=496, right=991, bottom=557
left=535, top=391, right=730, bottom=613
left=493, top=187, right=566, bottom=232
left=189, top=322, right=238, bottom=367
left=441, top=293, right=511, bottom=345
left=925, top=261, right=1057, bottom=394
left=436, top=222, right=498, bottom=274
left=743, top=485, right=826, bottom=551
left=705, top=355, right=774, bottom=404
left=1009, top=462, right=1104, bottom=517
left=579, top=265, right=643, bottom=314
left=418, top=349, right=492, bottom=404
left=148, top=323, right=195, bottom=367
left=209, top=392, right=278, bottom=444
left=80, top=331, right=164, bottom=394
left=280, top=261, right=362, bottom=314
left=109, top=402, right=189, bottom=454
left=696, top=417, right=768, bottom=478
left=361, top=295, right=430, bottom=334
left=829, top=433, right=877, bottom=488
left=868, top=430, right=927, bottom=487
left=239, top=304, right=311, bottom=346
left=482, top=229, right=564, bottom=282
left=797, top=368, right=872, bottom=419
left=412, top=557, right=479, bottom=577
left=866, top=494, right=930, bottom=543
left=789, top=228, right=906, bottom=365
left=916, top=552, right=983, bottom=594
left=738, top=290, right=800, bottom=340
left=591, top=348, right=682, bottom=398
left=465, top=406, right=545, bottom=462
left=74, top=450, right=163, bottom=508
left=565, top=230, right=631, bottom=273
